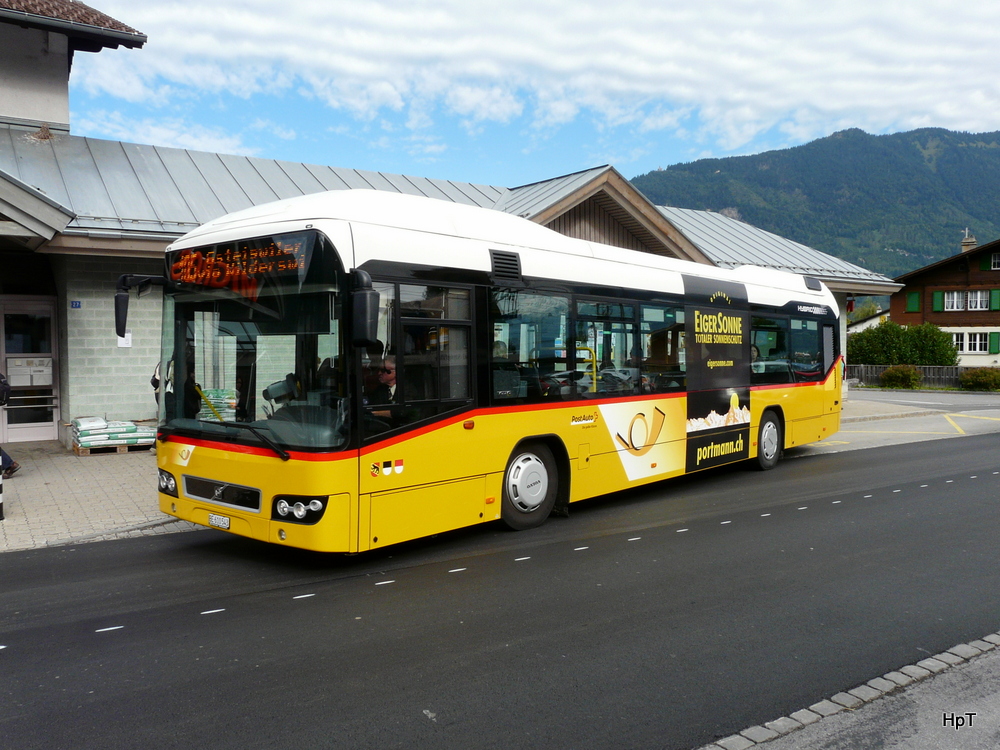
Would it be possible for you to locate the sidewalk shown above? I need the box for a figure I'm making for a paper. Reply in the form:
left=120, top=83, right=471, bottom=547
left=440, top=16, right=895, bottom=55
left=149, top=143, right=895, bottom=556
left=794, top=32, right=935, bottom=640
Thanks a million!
left=0, top=441, right=198, bottom=552
left=3, top=399, right=998, bottom=750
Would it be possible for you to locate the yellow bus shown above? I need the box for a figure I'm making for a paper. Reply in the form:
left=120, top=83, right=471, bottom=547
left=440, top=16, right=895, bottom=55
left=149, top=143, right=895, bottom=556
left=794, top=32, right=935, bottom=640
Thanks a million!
left=115, top=190, right=842, bottom=553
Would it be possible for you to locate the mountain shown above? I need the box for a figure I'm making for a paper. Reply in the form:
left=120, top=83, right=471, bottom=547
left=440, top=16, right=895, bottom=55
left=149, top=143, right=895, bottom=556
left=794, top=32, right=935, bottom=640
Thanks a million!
left=631, top=128, right=1000, bottom=278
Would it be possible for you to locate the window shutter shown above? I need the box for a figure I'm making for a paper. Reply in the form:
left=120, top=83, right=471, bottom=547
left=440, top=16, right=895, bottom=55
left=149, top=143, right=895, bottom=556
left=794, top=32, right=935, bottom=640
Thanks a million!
left=991, top=332, right=1000, bottom=355
left=932, top=291, right=944, bottom=312
left=906, top=291, right=920, bottom=312
left=991, top=290, right=1000, bottom=311
left=981, top=254, right=992, bottom=271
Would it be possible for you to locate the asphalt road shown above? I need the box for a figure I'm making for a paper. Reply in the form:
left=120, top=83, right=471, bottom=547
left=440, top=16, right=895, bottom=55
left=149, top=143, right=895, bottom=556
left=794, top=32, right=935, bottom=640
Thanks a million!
left=3, top=424, right=1000, bottom=749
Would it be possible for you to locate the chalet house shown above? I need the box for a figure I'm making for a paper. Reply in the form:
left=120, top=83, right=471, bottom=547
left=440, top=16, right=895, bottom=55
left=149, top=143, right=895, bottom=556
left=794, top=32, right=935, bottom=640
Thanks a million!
left=0, top=0, right=897, bottom=446
left=890, top=234, right=1000, bottom=365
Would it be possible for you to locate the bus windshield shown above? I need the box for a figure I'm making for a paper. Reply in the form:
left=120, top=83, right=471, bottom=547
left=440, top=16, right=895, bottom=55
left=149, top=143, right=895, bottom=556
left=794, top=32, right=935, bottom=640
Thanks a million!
left=158, top=232, right=348, bottom=452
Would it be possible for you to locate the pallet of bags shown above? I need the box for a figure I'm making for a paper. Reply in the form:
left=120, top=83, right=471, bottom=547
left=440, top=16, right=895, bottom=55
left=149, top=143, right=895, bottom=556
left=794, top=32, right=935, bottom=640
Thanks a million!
left=195, top=388, right=237, bottom=421
left=71, top=417, right=156, bottom=454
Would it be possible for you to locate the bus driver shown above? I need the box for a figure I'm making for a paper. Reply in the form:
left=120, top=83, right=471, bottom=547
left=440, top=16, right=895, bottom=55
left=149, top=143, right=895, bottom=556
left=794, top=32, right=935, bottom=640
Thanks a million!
left=368, top=355, right=397, bottom=407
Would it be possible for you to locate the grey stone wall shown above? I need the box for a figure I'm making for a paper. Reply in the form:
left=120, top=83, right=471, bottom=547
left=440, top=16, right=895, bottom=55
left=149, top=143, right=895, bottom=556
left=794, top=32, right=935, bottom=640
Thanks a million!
left=52, top=255, right=164, bottom=446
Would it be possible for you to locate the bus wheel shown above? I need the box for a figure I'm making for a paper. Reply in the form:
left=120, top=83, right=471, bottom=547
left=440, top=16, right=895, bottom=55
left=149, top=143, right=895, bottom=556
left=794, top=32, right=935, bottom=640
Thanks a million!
left=501, top=443, right=558, bottom=530
left=755, top=411, right=782, bottom=470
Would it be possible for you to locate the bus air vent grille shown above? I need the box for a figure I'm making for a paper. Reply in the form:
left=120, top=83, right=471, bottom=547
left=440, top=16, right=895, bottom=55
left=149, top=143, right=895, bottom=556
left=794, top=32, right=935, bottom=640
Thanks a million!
left=490, top=250, right=522, bottom=283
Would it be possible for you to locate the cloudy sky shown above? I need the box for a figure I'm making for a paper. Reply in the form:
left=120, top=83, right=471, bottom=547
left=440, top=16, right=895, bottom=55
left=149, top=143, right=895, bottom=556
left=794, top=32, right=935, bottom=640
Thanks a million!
left=69, top=0, right=1000, bottom=187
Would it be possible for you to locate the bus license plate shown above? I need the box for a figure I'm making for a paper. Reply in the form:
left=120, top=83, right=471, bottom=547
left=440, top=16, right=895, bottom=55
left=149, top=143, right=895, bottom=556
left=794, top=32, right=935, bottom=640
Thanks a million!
left=208, top=513, right=231, bottom=530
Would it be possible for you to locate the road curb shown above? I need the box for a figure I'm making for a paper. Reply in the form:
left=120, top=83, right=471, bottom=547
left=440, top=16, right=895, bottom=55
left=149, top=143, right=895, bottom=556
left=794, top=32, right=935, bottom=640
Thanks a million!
left=43, top=517, right=200, bottom=548
left=841, top=409, right=941, bottom=424
left=696, top=631, right=1000, bottom=750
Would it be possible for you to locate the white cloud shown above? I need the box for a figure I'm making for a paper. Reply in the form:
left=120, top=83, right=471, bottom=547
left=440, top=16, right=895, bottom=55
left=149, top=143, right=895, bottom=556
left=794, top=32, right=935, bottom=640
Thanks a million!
left=72, top=110, right=256, bottom=155
left=250, top=119, right=296, bottom=141
left=73, top=0, right=1000, bottom=158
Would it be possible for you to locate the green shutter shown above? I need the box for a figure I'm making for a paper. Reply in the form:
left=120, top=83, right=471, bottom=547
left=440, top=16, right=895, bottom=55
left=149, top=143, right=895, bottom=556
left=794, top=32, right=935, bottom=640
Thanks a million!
left=932, top=291, right=944, bottom=312
left=981, top=254, right=992, bottom=271
left=991, top=332, right=1000, bottom=355
left=906, top=291, right=920, bottom=312
left=991, top=290, right=1000, bottom=311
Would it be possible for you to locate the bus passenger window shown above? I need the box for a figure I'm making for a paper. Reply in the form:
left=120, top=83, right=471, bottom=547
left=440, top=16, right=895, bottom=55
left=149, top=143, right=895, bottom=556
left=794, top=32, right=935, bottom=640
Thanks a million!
left=641, top=305, right=686, bottom=392
left=790, top=318, right=823, bottom=381
left=489, top=289, right=570, bottom=403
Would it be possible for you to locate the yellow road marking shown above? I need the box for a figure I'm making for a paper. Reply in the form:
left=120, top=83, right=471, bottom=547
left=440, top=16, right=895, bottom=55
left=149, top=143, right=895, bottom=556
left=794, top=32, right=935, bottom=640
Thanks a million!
left=942, top=414, right=966, bottom=434
left=947, top=412, right=1000, bottom=422
left=840, top=430, right=955, bottom=435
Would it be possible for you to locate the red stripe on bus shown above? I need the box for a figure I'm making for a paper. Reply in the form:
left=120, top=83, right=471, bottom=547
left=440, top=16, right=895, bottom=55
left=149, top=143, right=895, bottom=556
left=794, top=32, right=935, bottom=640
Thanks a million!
left=159, top=435, right=354, bottom=462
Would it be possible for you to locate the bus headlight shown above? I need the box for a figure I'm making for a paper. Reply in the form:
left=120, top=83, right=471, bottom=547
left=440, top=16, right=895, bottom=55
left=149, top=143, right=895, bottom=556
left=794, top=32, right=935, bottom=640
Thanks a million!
left=271, top=495, right=327, bottom=525
left=158, top=469, right=178, bottom=497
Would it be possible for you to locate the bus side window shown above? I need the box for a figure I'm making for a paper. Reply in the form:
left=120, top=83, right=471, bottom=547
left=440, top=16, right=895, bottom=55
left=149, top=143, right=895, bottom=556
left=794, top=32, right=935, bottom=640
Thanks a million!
left=751, top=316, right=791, bottom=385
left=641, top=304, right=686, bottom=392
left=790, top=318, right=823, bottom=381
left=489, top=289, right=570, bottom=403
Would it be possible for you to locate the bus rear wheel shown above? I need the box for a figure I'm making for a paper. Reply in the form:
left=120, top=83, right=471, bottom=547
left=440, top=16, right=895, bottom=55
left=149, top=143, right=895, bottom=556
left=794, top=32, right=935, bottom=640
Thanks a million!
left=501, top=443, right=557, bottom=530
left=755, top=410, right=782, bottom=470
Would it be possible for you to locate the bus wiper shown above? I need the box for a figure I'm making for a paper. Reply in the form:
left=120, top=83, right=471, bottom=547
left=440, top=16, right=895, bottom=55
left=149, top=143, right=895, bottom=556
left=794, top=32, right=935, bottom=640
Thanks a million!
left=198, top=420, right=291, bottom=461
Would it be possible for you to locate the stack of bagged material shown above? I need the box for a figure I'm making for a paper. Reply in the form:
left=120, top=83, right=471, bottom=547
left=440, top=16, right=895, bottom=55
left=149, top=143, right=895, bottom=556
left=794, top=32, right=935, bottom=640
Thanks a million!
left=195, top=388, right=237, bottom=421
left=72, top=417, right=157, bottom=450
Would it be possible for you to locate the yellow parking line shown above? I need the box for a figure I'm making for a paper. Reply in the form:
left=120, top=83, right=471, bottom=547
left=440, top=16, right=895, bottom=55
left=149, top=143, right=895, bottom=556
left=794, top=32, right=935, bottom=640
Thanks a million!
left=942, top=414, right=966, bottom=434
left=840, top=430, right=955, bottom=435
left=947, top=412, right=1000, bottom=422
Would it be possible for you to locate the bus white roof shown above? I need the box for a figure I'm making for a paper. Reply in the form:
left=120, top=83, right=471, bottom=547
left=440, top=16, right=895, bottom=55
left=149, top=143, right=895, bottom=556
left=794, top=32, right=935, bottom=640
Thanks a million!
left=169, top=189, right=836, bottom=312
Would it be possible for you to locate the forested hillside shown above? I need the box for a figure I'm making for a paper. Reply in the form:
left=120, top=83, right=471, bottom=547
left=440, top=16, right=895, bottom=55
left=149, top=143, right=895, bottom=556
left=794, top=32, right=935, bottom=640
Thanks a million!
left=631, top=128, right=1000, bottom=277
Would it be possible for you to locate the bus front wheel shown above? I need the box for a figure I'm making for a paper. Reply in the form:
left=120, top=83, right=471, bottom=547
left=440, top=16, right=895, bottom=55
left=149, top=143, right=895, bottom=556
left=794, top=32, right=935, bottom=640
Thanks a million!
left=755, top=411, right=782, bottom=470
left=501, top=443, right=557, bottom=530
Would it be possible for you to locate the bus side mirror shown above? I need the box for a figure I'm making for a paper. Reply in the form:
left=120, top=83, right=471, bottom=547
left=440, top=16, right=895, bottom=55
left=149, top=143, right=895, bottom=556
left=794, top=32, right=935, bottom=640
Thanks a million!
left=115, top=274, right=166, bottom=339
left=352, top=288, right=379, bottom=347
left=115, top=290, right=130, bottom=339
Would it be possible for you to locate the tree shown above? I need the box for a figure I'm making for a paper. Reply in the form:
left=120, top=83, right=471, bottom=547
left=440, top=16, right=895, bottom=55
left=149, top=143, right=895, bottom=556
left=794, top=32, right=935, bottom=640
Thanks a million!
left=847, top=320, right=908, bottom=365
left=847, top=320, right=958, bottom=366
left=905, top=323, right=959, bottom=366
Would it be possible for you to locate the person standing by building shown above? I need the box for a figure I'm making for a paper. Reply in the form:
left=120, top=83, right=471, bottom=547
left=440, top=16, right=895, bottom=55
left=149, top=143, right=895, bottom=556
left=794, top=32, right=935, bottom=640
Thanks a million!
left=1, top=448, right=18, bottom=478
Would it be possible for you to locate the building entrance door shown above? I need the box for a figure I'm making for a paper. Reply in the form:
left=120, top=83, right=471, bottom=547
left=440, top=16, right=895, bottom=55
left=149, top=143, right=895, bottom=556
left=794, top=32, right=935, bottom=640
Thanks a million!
left=1, top=298, right=59, bottom=442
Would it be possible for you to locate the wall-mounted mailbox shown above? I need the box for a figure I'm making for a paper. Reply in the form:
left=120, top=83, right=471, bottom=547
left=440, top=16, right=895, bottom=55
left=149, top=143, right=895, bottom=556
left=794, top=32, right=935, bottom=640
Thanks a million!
left=7, top=358, right=53, bottom=387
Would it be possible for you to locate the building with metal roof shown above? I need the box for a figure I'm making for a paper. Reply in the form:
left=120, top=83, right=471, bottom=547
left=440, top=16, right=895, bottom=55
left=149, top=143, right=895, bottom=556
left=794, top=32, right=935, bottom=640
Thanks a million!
left=0, top=1, right=894, bottom=445
left=656, top=206, right=900, bottom=297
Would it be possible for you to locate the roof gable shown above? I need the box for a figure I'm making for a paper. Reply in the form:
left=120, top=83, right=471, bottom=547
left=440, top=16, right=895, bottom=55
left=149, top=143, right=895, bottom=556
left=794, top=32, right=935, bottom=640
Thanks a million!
left=894, top=236, right=1000, bottom=283
left=503, top=165, right=712, bottom=264
left=0, top=0, right=145, bottom=50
